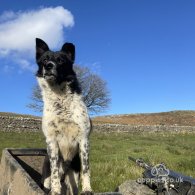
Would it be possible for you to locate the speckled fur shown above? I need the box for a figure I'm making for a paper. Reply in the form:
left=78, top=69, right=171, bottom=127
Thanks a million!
left=36, top=38, right=92, bottom=195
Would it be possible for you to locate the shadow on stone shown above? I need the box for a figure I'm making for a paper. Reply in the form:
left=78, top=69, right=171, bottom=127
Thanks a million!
left=14, top=155, right=44, bottom=188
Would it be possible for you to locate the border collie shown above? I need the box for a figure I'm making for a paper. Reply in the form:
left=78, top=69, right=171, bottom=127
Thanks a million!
left=35, top=38, right=92, bottom=195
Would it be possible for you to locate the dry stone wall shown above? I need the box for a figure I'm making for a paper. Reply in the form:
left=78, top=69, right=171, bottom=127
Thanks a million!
left=1, top=114, right=195, bottom=133
left=93, top=123, right=195, bottom=133
left=0, top=115, right=41, bottom=132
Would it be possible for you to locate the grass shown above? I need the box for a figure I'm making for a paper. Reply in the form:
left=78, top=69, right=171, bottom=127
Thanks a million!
left=0, top=131, right=46, bottom=156
left=90, top=132, right=195, bottom=192
left=0, top=131, right=195, bottom=192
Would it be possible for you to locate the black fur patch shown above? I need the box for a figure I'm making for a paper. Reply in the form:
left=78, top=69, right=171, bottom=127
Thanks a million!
left=35, top=38, right=81, bottom=95
left=71, top=153, right=81, bottom=173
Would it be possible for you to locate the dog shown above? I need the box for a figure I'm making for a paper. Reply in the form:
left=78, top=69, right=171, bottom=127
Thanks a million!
left=35, top=38, right=93, bottom=195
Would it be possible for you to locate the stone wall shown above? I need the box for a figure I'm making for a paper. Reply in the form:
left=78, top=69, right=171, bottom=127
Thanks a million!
left=93, top=123, right=195, bottom=133
left=0, top=115, right=41, bottom=132
left=1, top=114, right=195, bottom=133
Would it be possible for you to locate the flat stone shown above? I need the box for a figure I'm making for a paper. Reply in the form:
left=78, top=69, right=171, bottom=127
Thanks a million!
left=118, top=180, right=155, bottom=195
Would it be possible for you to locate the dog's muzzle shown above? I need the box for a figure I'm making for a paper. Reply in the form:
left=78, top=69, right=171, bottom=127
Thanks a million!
left=43, top=61, right=57, bottom=81
left=45, top=61, right=56, bottom=71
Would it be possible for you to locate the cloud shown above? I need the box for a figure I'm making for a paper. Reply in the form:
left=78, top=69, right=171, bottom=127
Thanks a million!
left=0, top=6, right=74, bottom=72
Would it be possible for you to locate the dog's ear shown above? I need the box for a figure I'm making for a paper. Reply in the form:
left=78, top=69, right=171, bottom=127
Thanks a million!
left=36, top=38, right=49, bottom=60
left=61, top=43, right=75, bottom=62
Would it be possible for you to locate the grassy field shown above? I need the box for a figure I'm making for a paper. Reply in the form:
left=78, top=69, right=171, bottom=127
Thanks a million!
left=0, top=131, right=195, bottom=192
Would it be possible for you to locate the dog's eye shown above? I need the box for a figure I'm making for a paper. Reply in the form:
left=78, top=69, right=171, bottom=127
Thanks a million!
left=57, top=57, right=64, bottom=64
left=43, top=59, right=47, bottom=64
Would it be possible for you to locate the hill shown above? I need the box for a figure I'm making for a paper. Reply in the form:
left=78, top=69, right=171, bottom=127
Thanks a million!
left=0, top=112, right=40, bottom=119
left=93, top=110, right=195, bottom=126
left=1, top=110, right=195, bottom=126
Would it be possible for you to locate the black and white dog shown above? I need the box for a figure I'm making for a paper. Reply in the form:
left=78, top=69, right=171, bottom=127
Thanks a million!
left=35, top=38, right=93, bottom=195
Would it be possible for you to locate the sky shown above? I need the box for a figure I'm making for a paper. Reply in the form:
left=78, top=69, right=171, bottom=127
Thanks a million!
left=0, top=0, right=195, bottom=116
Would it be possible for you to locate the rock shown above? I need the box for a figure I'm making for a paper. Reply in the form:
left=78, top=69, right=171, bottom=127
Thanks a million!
left=118, top=180, right=155, bottom=195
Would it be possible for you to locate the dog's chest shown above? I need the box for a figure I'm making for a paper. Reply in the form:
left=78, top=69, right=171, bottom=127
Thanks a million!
left=42, top=94, right=87, bottom=159
left=42, top=89, right=89, bottom=139
left=38, top=77, right=90, bottom=142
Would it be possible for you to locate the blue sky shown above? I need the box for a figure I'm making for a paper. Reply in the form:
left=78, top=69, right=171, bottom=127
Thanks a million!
left=0, top=0, right=195, bottom=116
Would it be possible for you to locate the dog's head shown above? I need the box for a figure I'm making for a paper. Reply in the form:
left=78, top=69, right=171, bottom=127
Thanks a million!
left=35, top=38, right=76, bottom=84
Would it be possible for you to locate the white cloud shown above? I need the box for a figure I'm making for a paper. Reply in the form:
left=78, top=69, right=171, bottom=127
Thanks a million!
left=16, top=58, right=36, bottom=72
left=0, top=6, right=74, bottom=72
left=0, top=11, right=17, bottom=22
left=3, top=64, right=15, bottom=73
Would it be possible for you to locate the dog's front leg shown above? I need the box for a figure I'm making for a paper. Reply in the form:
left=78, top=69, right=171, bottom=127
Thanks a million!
left=47, top=140, right=62, bottom=195
left=79, top=138, right=93, bottom=195
left=42, top=154, right=51, bottom=192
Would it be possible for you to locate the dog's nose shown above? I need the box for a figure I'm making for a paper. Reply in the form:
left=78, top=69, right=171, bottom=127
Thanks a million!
left=45, top=62, right=54, bottom=70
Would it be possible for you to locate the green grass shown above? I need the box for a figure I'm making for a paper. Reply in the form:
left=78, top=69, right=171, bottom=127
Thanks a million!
left=90, top=132, right=195, bottom=192
left=0, top=131, right=46, bottom=156
left=0, top=131, right=195, bottom=192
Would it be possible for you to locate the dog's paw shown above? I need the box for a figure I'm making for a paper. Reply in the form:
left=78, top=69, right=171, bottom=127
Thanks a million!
left=80, top=191, right=93, bottom=195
